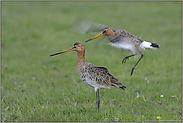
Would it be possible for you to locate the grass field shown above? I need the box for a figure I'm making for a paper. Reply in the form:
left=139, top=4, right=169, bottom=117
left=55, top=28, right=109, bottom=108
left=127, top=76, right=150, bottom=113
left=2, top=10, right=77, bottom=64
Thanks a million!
left=1, top=1, right=182, bottom=122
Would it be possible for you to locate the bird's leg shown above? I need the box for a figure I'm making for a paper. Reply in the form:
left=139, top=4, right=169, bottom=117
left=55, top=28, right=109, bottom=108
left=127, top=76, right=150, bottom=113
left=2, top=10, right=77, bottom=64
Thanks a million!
left=95, top=89, right=100, bottom=114
left=122, top=54, right=136, bottom=64
left=130, top=54, right=143, bottom=76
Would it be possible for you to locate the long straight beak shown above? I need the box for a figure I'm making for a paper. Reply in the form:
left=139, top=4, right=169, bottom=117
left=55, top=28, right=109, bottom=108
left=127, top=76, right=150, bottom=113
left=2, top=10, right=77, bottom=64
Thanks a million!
left=85, top=32, right=103, bottom=42
left=50, top=48, right=72, bottom=56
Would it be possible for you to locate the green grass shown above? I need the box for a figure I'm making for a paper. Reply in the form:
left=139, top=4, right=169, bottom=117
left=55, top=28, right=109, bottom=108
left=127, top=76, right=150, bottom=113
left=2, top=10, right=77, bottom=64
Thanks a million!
left=1, top=1, right=182, bottom=122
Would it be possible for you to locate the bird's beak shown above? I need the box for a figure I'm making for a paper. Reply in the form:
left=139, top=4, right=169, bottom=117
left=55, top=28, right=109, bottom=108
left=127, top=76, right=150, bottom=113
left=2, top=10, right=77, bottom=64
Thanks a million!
left=85, top=32, right=103, bottom=42
left=50, top=48, right=73, bottom=56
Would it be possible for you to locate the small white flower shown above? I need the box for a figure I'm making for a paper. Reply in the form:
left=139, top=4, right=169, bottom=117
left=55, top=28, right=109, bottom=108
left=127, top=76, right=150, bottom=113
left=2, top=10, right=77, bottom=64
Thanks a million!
left=171, top=95, right=178, bottom=100
left=160, top=95, right=164, bottom=97
left=145, top=78, right=149, bottom=83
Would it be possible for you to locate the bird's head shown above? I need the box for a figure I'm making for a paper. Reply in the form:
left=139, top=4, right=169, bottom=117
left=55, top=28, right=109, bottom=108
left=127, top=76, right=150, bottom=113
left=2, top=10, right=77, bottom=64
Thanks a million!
left=50, top=42, right=85, bottom=56
left=85, top=28, right=115, bottom=42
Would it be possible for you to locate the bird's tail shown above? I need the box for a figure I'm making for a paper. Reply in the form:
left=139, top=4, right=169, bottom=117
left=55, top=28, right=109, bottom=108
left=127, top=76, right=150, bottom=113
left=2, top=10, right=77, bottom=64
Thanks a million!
left=111, top=82, right=126, bottom=91
left=141, top=41, right=159, bottom=49
left=119, top=85, right=126, bottom=91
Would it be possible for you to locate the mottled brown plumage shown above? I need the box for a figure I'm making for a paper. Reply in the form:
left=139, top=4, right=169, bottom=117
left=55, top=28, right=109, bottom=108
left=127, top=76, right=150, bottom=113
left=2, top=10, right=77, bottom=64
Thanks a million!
left=50, top=41, right=126, bottom=113
left=78, top=63, right=126, bottom=91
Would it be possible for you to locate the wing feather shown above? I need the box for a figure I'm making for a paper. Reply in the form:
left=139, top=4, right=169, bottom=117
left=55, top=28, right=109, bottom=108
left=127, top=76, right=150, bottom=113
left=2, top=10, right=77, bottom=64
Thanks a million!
left=87, top=65, right=125, bottom=90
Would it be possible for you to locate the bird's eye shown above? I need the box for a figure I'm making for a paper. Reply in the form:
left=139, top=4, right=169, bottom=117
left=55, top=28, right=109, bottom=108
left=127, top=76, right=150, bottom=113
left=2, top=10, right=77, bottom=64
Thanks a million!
left=103, top=29, right=107, bottom=33
left=73, top=46, right=76, bottom=48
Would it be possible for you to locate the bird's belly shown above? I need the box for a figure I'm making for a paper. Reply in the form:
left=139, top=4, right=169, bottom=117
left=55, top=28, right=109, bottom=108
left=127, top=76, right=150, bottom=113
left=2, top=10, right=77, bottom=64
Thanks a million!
left=109, top=42, right=132, bottom=50
left=109, top=42, right=139, bottom=54
left=82, top=77, right=97, bottom=87
left=81, top=76, right=111, bottom=89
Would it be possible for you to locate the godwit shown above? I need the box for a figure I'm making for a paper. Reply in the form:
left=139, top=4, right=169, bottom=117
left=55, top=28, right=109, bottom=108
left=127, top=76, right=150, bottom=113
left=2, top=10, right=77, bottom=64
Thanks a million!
left=85, top=28, right=159, bottom=76
left=50, top=42, right=126, bottom=113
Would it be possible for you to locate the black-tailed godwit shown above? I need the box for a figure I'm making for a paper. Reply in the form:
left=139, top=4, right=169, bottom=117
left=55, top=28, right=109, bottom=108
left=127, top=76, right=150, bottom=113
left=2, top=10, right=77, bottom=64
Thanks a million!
left=50, top=42, right=126, bottom=113
left=85, top=28, right=159, bottom=76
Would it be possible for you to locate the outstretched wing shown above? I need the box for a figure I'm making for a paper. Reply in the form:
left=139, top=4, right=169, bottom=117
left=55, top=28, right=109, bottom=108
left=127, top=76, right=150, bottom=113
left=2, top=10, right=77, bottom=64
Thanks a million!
left=72, top=20, right=107, bottom=34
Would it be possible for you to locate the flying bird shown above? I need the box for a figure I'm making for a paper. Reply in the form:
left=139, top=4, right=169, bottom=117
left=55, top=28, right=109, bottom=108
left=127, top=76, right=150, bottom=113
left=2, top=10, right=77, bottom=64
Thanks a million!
left=85, top=27, right=159, bottom=76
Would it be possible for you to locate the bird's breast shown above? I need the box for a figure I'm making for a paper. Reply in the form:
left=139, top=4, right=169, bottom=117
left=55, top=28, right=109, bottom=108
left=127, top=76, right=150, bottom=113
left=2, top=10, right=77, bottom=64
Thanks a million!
left=78, top=68, right=97, bottom=88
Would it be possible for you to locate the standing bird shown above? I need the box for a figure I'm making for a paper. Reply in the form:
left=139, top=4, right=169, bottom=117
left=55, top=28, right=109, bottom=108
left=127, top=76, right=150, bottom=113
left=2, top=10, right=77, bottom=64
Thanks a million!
left=85, top=28, right=159, bottom=76
left=50, top=42, right=126, bottom=113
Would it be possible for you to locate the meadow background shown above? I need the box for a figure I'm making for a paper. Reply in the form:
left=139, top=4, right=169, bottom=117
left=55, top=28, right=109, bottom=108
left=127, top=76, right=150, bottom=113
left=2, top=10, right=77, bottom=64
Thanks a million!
left=1, top=1, right=182, bottom=122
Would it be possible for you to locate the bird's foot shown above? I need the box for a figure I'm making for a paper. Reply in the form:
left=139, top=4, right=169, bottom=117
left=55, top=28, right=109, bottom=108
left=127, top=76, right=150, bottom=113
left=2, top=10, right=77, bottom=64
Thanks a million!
left=122, top=56, right=130, bottom=64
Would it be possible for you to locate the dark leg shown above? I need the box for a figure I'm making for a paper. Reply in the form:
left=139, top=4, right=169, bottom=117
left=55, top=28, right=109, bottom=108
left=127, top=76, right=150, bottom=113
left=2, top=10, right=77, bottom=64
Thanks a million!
left=95, top=89, right=100, bottom=114
left=130, top=54, right=143, bottom=76
left=122, top=54, right=137, bottom=64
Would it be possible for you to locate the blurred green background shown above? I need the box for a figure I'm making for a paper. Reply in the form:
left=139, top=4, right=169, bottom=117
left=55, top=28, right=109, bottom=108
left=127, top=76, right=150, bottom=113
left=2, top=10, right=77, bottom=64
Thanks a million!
left=1, top=1, right=182, bottom=122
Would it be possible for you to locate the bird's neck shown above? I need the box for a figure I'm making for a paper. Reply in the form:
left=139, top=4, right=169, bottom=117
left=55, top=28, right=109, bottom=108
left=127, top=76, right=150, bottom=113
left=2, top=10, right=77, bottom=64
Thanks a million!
left=77, top=50, right=86, bottom=66
left=108, top=31, right=116, bottom=39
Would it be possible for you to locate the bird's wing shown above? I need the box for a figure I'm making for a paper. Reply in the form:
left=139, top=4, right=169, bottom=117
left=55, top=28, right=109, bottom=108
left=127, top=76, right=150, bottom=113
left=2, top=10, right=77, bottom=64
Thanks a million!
left=94, top=66, right=109, bottom=72
left=110, top=35, right=131, bottom=43
left=72, top=20, right=107, bottom=34
left=109, top=35, right=137, bottom=53
left=87, top=65, right=126, bottom=90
